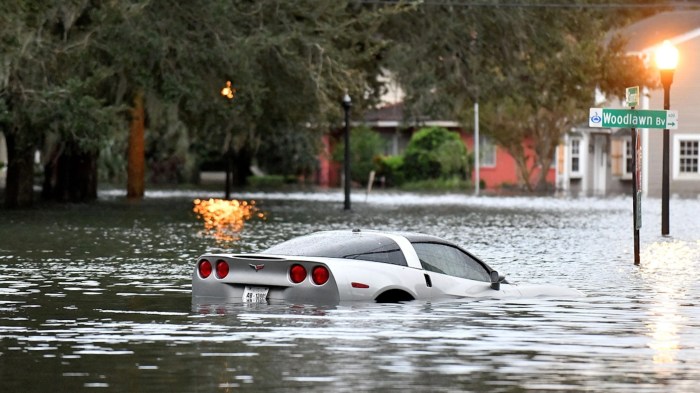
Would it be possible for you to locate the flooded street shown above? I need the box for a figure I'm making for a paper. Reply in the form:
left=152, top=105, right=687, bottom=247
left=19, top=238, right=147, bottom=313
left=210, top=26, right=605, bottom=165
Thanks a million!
left=1, top=190, right=700, bottom=392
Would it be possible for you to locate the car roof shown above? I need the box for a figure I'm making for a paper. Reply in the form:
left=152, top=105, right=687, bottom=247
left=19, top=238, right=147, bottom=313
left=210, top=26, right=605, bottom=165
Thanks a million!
left=319, top=229, right=456, bottom=246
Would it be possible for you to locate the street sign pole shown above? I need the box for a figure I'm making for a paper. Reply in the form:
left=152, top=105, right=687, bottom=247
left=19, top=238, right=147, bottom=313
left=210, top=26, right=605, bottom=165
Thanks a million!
left=626, top=87, right=641, bottom=265
left=631, top=116, right=641, bottom=265
left=590, top=92, right=680, bottom=265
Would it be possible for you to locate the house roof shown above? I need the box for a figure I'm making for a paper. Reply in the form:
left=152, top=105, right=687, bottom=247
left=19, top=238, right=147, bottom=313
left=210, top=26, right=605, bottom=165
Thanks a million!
left=618, top=10, right=700, bottom=53
left=363, top=102, right=460, bottom=128
left=364, top=102, right=404, bottom=123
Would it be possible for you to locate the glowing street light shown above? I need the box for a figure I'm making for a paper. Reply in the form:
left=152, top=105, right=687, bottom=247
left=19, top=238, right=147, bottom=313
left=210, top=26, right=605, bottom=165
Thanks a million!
left=655, top=40, right=678, bottom=236
left=221, top=80, right=236, bottom=100
left=656, top=40, right=679, bottom=71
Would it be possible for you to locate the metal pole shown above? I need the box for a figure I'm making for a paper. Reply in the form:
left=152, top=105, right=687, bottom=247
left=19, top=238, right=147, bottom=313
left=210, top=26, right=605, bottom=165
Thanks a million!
left=342, top=95, right=352, bottom=210
left=474, top=102, right=480, bottom=195
left=631, top=123, right=640, bottom=265
left=660, top=70, right=673, bottom=236
left=225, top=149, right=231, bottom=200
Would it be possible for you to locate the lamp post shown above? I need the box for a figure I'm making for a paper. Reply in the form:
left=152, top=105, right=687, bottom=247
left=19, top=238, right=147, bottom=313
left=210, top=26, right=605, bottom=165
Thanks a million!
left=655, top=41, right=678, bottom=236
left=342, top=93, right=352, bottom=210
left=221, top=80, right=237, bottom=200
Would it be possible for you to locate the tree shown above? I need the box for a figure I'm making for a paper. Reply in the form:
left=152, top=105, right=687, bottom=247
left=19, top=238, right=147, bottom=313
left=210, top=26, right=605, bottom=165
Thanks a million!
left=381, top=1, right=659, bottom=191
left=0, top=1, right=121, bottom=206
left=1, top=0, right=394, bottom=207
left=100, top=0, right=390, bottom=192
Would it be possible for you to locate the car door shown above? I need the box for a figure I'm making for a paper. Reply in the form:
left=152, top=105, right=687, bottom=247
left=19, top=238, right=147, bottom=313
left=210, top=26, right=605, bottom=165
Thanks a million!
left=412, top=242, right=520, bottom=298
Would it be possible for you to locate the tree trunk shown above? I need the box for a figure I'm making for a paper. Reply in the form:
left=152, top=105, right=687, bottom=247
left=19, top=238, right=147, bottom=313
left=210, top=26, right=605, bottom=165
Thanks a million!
left=4, top=132, right=35, bottom=208
left=535, top=155, right=554, bottom=193
left=501, top=142, right=533, bottom=191
left=42, top=144, right=98, bottom=202
left=127, top=89, right=145, bottom=199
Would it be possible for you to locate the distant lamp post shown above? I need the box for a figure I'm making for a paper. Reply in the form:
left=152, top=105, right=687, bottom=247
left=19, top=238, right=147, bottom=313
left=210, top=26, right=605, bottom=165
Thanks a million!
left=655, top=40, right=678, bottom=236
left=342, top=93, right=352, bottom=210
left=221, top=80, right=237, bottom=200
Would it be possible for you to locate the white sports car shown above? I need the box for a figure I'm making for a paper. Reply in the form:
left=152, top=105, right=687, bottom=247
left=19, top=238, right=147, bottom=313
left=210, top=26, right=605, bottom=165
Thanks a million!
left=192, top=229, right=583, bottom=303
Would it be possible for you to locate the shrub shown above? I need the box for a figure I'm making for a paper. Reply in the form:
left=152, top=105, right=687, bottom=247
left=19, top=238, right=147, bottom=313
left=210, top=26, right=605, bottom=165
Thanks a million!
left=247, top=175, right=286, bottom=188
left=400, top=177, right=470, bottom=192
left=402, top=127, right=468, bottom=181
left=376, top=155, right=405, bottom=186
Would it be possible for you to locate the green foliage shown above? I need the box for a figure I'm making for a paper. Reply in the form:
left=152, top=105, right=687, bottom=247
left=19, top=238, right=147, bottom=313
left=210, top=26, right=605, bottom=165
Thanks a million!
left=0, top=0, right=668, bottom=200
left=1, top=0, right=393, bottom=195
left=381, top=1, right=659, bottom=191
left=247, top=175, right=286, bottom=189
left=256, top=126, right=322, bottom=177
left=42, top=79, right=123, bottom=154
left=376, top=154, right=404, bottom=186
left=400, top=177, right=470, bottom=192
left=333, top=126, right=385, bottom=184
left=402, top=127, right=467, bottom=181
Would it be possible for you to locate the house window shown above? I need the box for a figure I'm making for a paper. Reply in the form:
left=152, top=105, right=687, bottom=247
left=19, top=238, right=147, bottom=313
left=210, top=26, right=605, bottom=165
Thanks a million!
left=570, top=138, right=582, bottom=176
left=679, top=140, right=699, bottom=174
left=674, top=135, right=700, bottom=179
left=480, top=135, right=496, bottom=167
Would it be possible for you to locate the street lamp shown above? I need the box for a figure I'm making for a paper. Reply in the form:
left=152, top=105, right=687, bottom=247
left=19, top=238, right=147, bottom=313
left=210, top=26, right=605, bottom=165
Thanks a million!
left=342, top=93, right=352, bottom=210
left=655, top=40, right=678, bottom=236
left=221, top=80, right=237, bottom=200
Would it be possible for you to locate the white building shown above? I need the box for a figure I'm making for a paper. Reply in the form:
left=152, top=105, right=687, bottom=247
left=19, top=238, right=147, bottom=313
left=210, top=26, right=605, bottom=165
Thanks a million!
left=557, top=11, right=700, bottom=197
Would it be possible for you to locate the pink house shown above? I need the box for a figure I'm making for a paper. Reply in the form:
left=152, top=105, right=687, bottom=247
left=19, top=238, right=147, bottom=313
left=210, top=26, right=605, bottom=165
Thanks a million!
left=317, top=102, right=555, bottom=191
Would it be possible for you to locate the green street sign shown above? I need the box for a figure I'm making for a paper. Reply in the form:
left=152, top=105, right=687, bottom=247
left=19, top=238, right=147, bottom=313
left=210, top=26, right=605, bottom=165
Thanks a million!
left=589, top=108, right=678, bottom=129
left=625, top=86, right=639, bottom=107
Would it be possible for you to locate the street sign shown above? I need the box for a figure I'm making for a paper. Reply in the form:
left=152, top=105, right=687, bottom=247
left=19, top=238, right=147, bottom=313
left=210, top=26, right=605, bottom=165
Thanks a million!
left=626, top=86, right=639, bottom=107
left=589, top=108, right=678, bottom=129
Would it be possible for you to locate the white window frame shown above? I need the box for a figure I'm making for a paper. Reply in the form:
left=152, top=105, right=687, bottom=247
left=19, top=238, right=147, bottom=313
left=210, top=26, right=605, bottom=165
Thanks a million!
left=673, top=134, right=700, bottom=180
left=479, top=134, right=496, bottom=168
left=622, top=137, right=633, bottom=180
left=570, top=137, right=583, bottom=178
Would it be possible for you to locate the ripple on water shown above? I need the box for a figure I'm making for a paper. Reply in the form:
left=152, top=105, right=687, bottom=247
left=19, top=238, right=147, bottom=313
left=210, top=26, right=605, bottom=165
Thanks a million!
left=1, top=193, right=700, bottom=392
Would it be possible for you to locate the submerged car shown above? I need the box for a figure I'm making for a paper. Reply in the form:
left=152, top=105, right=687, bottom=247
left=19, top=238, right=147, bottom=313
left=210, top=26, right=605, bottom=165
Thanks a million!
left=192, top=229, right=583, bottom=303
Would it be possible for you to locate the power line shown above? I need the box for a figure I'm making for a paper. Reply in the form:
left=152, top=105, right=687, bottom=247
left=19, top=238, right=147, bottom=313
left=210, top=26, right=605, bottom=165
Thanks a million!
left=353, top=0, right=700, bottom=9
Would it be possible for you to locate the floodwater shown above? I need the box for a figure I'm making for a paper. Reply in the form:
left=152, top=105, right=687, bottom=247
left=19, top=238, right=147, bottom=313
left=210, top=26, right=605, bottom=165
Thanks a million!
left=1, top=189, right=700, bottom=392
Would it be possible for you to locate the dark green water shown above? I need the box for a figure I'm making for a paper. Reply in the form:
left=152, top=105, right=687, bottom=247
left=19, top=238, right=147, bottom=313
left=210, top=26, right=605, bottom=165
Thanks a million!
left=1, top=190, right=699, bottom=392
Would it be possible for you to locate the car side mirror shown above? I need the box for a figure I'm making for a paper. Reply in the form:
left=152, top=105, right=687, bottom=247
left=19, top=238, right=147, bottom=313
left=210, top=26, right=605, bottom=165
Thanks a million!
left=490, top=270, right=500, bottom=290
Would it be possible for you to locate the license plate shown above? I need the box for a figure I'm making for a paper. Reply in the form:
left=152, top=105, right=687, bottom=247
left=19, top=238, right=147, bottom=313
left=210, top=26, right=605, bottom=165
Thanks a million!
left=243, top=286, right=269, bottom=303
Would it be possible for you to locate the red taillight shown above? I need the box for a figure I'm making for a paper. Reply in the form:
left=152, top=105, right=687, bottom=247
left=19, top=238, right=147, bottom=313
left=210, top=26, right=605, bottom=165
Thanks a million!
left=216, top=260, right=229, bottom=279
left=289, top=264, right=307, bottom=284
left=312, top=266, right=330, bottom=285
left=198, top=260, right=212, bottom=278
left=351, top=282, right=369, bottom=288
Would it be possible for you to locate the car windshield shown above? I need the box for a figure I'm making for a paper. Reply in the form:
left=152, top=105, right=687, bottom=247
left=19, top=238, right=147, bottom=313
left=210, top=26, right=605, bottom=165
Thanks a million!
left=264, top=232, right=408, bottom=266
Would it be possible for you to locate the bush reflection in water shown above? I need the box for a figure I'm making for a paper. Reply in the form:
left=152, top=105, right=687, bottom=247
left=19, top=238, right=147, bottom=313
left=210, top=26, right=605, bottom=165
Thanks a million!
left=1, top=191, right=700, bottom=392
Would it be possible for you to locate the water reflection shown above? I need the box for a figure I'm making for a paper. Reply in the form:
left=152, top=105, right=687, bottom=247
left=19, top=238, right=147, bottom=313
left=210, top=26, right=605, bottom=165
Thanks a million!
left=192, top=198, right=265, bottom=243
left=2, top=193, right=700, bottom=392
left=640, top=239, right=699, bottom=370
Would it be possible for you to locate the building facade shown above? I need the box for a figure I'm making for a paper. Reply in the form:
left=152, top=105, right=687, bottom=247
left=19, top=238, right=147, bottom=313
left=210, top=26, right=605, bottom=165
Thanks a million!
left=319, top=102, right=555, bottom=190
left=557, top=11, right=700, bottom=197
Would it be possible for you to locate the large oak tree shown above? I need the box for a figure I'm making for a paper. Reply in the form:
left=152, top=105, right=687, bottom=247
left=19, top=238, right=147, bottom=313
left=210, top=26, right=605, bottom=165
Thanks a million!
left=382, top=0, right=661, bottom=191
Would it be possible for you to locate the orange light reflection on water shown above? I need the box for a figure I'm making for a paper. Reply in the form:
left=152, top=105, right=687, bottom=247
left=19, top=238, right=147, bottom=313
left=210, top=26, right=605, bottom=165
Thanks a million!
left=193, top=198, right=264, bottom=242
left=640, top=240, right=699, bottom=370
